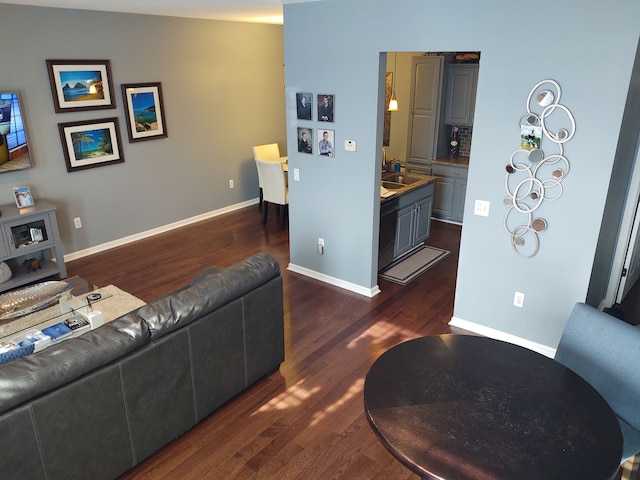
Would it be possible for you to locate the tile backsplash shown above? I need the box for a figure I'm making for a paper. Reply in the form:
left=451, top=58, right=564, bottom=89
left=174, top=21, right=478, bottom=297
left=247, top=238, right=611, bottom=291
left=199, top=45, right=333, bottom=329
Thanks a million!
left=457, top=125, right=473, bottom=157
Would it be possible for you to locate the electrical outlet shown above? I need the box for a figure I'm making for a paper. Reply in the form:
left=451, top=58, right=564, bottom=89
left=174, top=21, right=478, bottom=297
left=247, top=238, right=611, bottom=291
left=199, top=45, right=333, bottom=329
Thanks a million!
left=229, top=179, right=234, bottom=189
left=74, top=217, right=82, bottom=229
left=513, top=291, right=525, bottom=308
left=317, top=237, right=324, bottom=255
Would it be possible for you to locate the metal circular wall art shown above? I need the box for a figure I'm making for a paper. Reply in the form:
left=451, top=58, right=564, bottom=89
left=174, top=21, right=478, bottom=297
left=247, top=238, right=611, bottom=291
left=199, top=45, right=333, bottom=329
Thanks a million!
left=504, top=79, right=575, bottom=259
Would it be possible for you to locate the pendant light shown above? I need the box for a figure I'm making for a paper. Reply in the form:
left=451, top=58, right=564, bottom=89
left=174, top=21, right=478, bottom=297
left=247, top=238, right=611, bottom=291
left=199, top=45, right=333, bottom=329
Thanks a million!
left=388, top=52, right=399, bottom=111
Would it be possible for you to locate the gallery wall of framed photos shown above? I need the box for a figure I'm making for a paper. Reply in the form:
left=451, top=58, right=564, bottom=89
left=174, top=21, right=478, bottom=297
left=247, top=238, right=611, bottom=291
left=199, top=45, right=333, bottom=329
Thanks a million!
left=45, top=59, right=168, bottom=174
left=296, top=92, right=335, bottom=158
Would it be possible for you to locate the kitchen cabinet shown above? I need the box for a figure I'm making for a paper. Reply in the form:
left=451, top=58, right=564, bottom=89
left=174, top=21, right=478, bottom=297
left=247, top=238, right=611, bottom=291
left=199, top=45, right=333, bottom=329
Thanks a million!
left=393, top=183, right=434, bottom=259
left=433, top=163, right=468, bottom=223
left=444, top=64, right=479, bottom=126
left=0, top=201, right=67, bottom=292
left=405, top=56, right=446, bottom=175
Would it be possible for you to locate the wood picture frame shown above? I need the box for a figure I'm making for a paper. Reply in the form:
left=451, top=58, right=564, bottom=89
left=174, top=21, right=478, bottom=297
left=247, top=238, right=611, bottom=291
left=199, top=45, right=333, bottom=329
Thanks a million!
left=46, top=59, right=115, bottom=113
left=58, top=117, right=125, bottom=172
left=121, top=82, right=168, bottom=142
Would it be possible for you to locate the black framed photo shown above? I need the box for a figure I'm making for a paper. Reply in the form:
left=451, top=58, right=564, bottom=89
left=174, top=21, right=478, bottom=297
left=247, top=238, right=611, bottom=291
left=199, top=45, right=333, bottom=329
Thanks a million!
left=46, top=59, right=115, bottom=113
left=121, top=82, right=167, bottom=142
left=317, top=94, right=334, bottom=122
left=296, top=92, right=312, bottom=120
left=297, top=127, right=312, bottom=154
left=58, top=117, right=125, bottom=172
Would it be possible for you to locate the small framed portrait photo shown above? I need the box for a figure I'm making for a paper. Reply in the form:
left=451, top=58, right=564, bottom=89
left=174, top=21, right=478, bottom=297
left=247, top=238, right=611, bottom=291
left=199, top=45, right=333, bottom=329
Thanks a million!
left=296, top=92, right=312, bottom=120
left=317, top=129, right=335, bottom=157
left=13, top=186, right=34, bottom=208
left=317, top=94, right=334, bottom=122
left=297, top=127, right=313, bottom=154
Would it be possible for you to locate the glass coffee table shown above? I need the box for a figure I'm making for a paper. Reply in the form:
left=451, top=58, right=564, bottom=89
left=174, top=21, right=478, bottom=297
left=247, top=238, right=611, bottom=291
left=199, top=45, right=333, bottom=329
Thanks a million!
left=0, top=276, right=111, bottom=351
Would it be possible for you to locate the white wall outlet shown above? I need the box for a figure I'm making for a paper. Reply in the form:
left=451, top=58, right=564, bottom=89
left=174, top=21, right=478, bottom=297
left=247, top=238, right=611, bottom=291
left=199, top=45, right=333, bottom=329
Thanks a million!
left=229, top=179, right=234, bottom=189
left=513, top=291, right=525, bottom=308
left=294, top=168, right=300, bottom=181
left=345, top=140, right=357, bottom=152
left=317, top=237, right=324, bottom=255
left=74, top=217, right=82, bottom=229
left=474, top=199, right=490, bottom=217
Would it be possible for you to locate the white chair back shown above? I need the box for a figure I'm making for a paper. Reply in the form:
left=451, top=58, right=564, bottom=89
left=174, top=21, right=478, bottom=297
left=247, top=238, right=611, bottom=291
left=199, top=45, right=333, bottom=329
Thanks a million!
left=255, top=159, right=287, bottom=205
left=252, top=143, right=281, bottom=161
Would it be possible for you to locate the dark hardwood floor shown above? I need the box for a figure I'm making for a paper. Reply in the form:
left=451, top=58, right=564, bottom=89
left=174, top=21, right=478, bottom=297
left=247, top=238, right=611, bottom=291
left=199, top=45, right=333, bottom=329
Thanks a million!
left=66, top=207, right=633, bottom=480
left=67, top=206, right=460, bottom=480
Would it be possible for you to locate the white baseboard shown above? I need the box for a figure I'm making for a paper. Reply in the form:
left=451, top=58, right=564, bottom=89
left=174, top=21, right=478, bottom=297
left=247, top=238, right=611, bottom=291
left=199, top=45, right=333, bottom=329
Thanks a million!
left=449, top=316, right=557, bottom=358
left=287, top=263, right=381, bottom=298
left=65, top=199, right=258, bottom=262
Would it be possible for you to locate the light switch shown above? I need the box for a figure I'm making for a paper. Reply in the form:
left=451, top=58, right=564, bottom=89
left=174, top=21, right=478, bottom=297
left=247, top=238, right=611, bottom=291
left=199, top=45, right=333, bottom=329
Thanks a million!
left=474, top=200, right=490, bottom=217
left=293, top=168, right=300, bottom=181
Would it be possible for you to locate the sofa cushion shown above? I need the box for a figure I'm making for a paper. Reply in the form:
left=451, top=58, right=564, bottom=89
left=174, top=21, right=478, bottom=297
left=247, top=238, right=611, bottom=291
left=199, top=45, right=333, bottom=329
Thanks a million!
left=140, top=252, right=281, bottom=339
left=0, top=314, right=149, bottom=413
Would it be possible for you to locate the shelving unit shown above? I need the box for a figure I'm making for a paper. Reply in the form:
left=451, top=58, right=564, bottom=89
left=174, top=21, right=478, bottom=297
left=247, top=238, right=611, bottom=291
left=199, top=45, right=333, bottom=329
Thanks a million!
left=0, top=201, right=66, bottom=292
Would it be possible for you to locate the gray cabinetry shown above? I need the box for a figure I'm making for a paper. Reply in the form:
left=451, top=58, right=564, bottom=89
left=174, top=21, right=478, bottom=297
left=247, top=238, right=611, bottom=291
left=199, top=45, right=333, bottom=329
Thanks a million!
left=444, top=64, right=479, bottom=126
left=433, top=163, right=468, bottom=223
left=406, top=56, right=445, bottom=175
left=394, top=183, right=434, bottom=259
left=0, top=201, right=66, bottom=292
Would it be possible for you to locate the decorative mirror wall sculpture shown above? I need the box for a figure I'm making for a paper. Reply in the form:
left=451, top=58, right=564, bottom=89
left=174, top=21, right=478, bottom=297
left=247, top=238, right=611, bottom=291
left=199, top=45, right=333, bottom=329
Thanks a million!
left=504, top=79, right=575, bottom=258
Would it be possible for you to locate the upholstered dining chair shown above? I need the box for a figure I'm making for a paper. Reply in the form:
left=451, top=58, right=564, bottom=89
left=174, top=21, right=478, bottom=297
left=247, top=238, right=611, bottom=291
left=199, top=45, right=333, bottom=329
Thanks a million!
left=255, top=158, right=288, bottom=228
left=555, top=302, right=640, bottom=480
left=252, top=143, right=287, bottom=210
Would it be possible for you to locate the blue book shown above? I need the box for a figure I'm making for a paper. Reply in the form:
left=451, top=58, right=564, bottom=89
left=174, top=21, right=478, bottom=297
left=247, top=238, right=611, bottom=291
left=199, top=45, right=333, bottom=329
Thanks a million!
left=42, top=323, right=73, bottom=342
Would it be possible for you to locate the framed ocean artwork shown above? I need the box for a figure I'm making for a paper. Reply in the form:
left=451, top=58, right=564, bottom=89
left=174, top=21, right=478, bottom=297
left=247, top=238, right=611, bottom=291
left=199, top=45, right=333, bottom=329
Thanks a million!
left=58, top=117, right=125, bottom=172
left=46, top=60, right=115, bottom=113
left=121, top=82, right=167, bottom=143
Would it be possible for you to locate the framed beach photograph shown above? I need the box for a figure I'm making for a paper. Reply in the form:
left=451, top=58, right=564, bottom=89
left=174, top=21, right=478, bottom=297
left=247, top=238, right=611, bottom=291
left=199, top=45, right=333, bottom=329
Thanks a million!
left=46, top=59, right=115, bottom=113
left=121, top=82, right=167, bottom=142
left=12, top=186, right=34, bottom=208
left=58, top=117, right=125, bottom=172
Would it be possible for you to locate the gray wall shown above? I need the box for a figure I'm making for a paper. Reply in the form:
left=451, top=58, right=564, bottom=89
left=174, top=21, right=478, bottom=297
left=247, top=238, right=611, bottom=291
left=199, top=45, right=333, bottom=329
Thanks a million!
left=283, top=0, right=640, bottom=350
left=0, top=4, right=285, bottom=255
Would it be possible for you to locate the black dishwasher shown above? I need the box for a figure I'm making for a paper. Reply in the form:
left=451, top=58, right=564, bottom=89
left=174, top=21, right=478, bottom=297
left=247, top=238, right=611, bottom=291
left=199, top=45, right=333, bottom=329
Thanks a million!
left=378, top=197, right=398, bottom=271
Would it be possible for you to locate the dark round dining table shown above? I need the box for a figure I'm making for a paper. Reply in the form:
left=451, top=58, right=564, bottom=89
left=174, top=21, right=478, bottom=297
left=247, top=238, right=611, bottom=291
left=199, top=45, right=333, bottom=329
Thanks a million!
left=364, top=335, right=623, bottom=480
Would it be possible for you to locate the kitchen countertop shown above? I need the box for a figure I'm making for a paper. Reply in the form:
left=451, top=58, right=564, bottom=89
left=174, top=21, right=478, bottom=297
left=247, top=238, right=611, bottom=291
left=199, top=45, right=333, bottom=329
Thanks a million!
left=432, top=156, right=470, bottom=167
left=380, top=172, right=437, bottom=203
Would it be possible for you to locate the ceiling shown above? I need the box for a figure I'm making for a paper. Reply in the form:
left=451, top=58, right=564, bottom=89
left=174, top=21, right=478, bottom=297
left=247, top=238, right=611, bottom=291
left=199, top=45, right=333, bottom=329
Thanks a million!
left=0, top=0, right=322, bottom=24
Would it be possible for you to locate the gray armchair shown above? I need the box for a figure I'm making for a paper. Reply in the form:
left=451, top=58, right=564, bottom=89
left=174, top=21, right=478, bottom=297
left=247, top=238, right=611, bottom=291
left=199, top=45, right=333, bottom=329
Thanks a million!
left=555, top=302, right=640, bottom=478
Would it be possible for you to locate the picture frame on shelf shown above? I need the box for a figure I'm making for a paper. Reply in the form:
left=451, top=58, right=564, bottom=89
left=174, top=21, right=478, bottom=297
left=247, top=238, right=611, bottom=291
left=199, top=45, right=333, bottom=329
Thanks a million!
left=58, top=117, right=125, bottom=172
left=12, top=186, right=34, bottom=208
left=121, top=82, right=168, bottom=142
left=46, top=59, right=115, bottom=113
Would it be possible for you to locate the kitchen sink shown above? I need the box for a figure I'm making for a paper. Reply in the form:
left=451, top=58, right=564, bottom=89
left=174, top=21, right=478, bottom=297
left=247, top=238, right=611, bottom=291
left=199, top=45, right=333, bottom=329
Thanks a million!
left=381, top=180, right=404, bottom=190
left=382, top=173, right=421, bottom=185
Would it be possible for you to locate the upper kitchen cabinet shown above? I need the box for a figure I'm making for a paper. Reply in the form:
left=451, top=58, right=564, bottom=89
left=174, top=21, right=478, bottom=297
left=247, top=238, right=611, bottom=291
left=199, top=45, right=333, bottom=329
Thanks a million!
left=405, top=56, right=446, bottom=174
left=444, top=64, right=479, bottom=126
